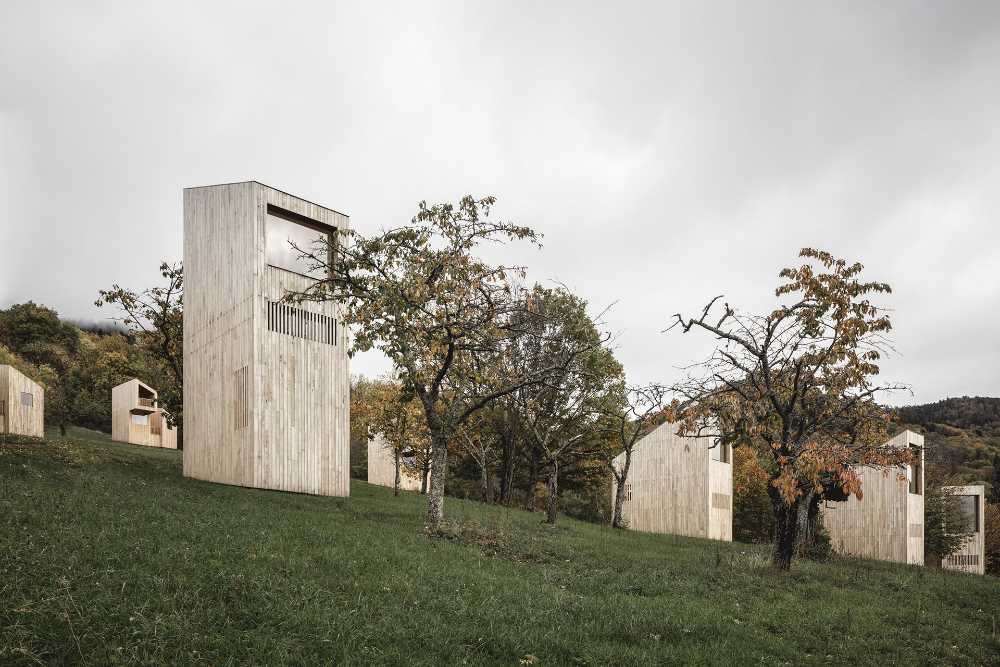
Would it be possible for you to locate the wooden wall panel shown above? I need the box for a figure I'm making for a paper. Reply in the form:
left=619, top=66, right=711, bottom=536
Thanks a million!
left=822, top=430, right=925, bottom=565
left=0, top=365, right=44, bottom=438
left=184, top=182, right=349, bottom=497
left=941, top=485, right=985, bottom=575
left=611, top=422, right=732, bottom=541
left=367, top=433, right=424, bottom=491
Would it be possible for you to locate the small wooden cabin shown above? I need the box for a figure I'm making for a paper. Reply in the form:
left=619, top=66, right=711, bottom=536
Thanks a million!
left=111, top=379, right=178, bottom=449
left=610, top=422, right=733, bottom=541
left=367, top=433, right=426, bottom=492
left=183, top=182, right=350, bottom=496
left=822, top=430, right=925, bottom=566
left=941, top=484, right=985, bottom=575
left=0, top=365, right=44, bottom=438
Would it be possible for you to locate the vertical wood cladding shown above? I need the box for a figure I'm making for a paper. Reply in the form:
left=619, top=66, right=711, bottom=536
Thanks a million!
left=0, top=365, right=45, bottom=438
left=183, top=182, right=350, bottom=496
left=611, top=422, right=733, bottom=541
left=822, top=430, right=925, bottom=566
left=367, top=433, right=425, bottom=491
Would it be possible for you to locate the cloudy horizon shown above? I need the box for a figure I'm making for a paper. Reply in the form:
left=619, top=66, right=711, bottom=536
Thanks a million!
left=2, top=1, right=999, bottom=405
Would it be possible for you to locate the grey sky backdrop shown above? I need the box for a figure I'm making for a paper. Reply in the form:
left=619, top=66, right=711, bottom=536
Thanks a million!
left=2, top=1, right=998, bottom=405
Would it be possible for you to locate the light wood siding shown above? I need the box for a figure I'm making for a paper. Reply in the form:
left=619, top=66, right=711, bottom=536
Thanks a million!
left=0, top=365, right=45, bottom=438
left=110, top=378, right=178, bottom=449
left=610, top=422, right=732, bottom=541
left=183, top=182, right=350, bottom=497
left=822, top=430, right=924, bottom=565
left=941, top=485, right=985, bottom=575
left=367, top=433, right=425, bottom=491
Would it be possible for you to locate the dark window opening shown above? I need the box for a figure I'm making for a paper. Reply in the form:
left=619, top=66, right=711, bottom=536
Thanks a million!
left=956, top=494, right=979, bottom=534
left=265, top=205, right=334, bottom=280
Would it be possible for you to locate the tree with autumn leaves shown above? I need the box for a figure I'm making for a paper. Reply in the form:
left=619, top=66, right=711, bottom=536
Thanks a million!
left=353, top=377, right=431, bottom=496
left=669, top=249, right=910, bottom=569
left=291, top=196, right=601, bottom=530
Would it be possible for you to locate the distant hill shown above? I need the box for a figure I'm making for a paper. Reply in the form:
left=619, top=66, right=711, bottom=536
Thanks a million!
left=895, top=396, right=1000, bottom=490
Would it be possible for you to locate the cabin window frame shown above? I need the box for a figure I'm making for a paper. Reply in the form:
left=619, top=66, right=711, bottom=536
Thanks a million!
left=131, top=413, right=150, bottom=426
left=907, top=445, right=923, bottom=495
left=20, top=392, right=33, bottom=408
left=955, top=494, right=980, bottom=534
left=264, top=204, right=336, bottom=281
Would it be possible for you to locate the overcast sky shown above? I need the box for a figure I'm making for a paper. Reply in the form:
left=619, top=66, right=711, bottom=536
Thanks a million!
left=2, top=1, right=998, bottom=405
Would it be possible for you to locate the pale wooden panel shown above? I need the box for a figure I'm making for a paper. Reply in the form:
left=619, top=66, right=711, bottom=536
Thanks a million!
left=822, top=430, right=924, bottom=565
left=367, top=433, right=424, bottom=491
left=941, top=485, right=985, bottom=575
left=111, top=378, right=176, bottom=448
left=0, top=365, right=45, bottom=438
left=708, top=459, right=733, bottom=541
left=183, top=182, right=350, bottom=497
left=611, top=422, right=732, bottom=541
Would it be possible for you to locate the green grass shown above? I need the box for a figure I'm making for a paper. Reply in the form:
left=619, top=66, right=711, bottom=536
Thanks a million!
left=1, top=436, right=998, bottom=666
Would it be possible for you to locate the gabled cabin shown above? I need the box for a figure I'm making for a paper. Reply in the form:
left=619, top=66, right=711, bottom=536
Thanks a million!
left=183, top=182, right=350, bottom=496
left=941, top=484, right=985, bottom=575
left=0, top=365, right=44, bottom=438
left=111, top=379, right=177, bottom=449
left=367, top=433, right=427, bottom=492
left=822, top=430, right=925, bottom=565
left=611, top=422, right=733, bottom=541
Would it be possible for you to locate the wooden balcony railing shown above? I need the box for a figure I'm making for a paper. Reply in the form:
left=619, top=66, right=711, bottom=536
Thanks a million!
left=138, top=397, right=155, bottom=408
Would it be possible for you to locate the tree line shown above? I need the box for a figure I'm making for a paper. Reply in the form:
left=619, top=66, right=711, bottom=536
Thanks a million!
left=4, top=195, right=997, bottom=573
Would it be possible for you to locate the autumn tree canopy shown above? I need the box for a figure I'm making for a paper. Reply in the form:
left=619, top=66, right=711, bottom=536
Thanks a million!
left=669, top=248, right=910, bottom=569
left=291, top=196, right=598, bottom=529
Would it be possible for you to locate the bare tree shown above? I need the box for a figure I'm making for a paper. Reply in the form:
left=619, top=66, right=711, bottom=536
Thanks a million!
left=604, top=382, right=672, bottom=529
left=667, top=248, right=910, bottom=570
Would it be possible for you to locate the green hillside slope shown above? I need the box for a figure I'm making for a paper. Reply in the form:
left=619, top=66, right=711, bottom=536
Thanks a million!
left=897, top=397, right=1000, bottom=489
left=1, top=434, right=998, bottom=665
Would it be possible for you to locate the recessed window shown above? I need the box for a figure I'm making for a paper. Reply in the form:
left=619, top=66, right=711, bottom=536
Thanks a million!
left=132, top=413, right=149, bottom=426
left=907, top=446, right=922, bottom=495
left=265, top=206, right=332, bottom=279
left=956, top=495, right=979, bottom=533
left=20, top=392, right=33, bottom=408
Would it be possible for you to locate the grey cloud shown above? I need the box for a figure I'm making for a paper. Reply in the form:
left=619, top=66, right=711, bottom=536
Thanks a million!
left=2, top=0, right=998, bottom=404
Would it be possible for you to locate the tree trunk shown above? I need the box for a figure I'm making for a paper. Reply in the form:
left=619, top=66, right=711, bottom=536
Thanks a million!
left=480, top=459, right=494, bottom=504
left=611, top=452, right=632, bottom=528
left=770, top=487, right=799, bottom=570
left=393, top=448, right=401, bottom=497
left=421, top=446, right=431, bottom=495
left=499, top=431, right=516, bottom=505
left=524, top=450, right=539, bottom=512
left=794, top=490, right=824, bottom=557
left=59, top=421, right=68, bottom=437
left=425, top=432, right=449, bottom=529
left=545, top=460, right=559, bottom=525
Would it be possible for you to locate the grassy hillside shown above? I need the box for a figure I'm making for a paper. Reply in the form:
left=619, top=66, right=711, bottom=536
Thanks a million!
left=2, top=434, right=998, bottom=666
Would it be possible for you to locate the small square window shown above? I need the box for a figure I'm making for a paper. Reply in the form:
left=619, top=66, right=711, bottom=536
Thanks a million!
left=20, top=392, right=33, bottom=408
left=132, top=413, right=149, bottom=426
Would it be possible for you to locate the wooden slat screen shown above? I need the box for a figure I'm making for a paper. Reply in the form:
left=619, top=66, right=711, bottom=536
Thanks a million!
left=266, top=300, right=337, bottom=345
